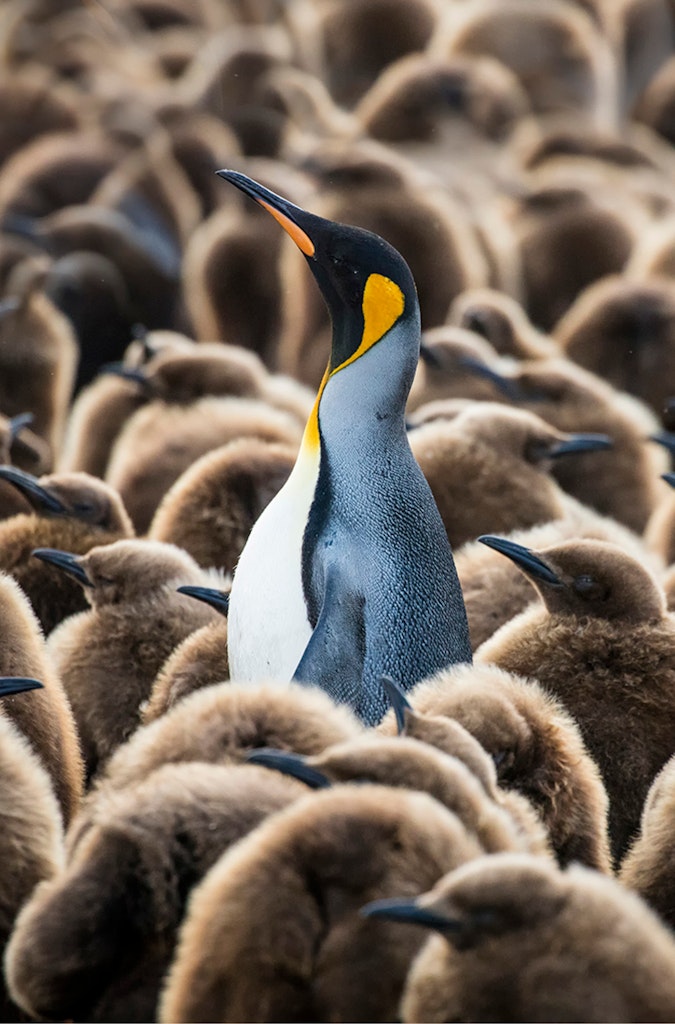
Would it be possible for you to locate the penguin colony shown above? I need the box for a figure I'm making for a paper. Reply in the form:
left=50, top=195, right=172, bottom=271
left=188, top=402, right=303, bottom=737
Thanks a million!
left=5, top=0, right=675, bottom=1020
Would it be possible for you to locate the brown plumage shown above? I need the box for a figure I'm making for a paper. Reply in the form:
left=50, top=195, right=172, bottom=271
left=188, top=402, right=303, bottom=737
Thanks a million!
left=448, top=287, right=560, bottom=359
left=375, top=680, right=551, bottom=857
left=0, top=469, right=133, bottom=634
left=620, top=752, right=675, bottom=927
left=159, top=785, right=483, bottom=1023
left=5, top=761, right=305, bottom=1024
left=406, top=326, right=508, bottom=412
left=0, top=711, right=64, bottom=1021
left=556, top=274, right=675, bottom=419
left=106, top=397, right=302, bottom=534
left=485, top=356, right=667, bottom=532
left=365, top=853, right=675, bottom=1023
left=356, top=52, right=530, bottom=181
left=504, top=183, right=638, bottom=332
left=10, top=203, right=182, bottom=333
left=408, top=402, right=611, bottom=549
left=43, top=539, right=220, bottom=779
left=0, top=132, right=122, bottom=222
left=94, top=681, right=363, bottom=796
left=58, top=331, right=193, bottom=477
left=0, top=571, right=83, bottom=824
left=142, top=585, right=229, bottom=723
left=380, top=662, right=611, bottom=872
left=182, top=204, right=287, bottom=362
left=249, top=733, right=547, bottom=857
left=477, top=536, right=675, bottom=860
left=0, top=71, right=81, bottom=168
left=0, top=258, right=78, bottom=465
left=287, top=0, right=440, bottom=109
left=0, top=411, right=49, bottom=518
left=455, top=507, right=659, bottom=650
left=634, top=51, right=675, bottom=145
left=437, top=0, right=617, bottom=121
left=149, top=438, right=296, bottom=571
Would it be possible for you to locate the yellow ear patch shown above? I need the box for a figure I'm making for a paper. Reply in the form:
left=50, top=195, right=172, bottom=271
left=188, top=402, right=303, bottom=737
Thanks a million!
left=332, top=273, right=405, bottom=375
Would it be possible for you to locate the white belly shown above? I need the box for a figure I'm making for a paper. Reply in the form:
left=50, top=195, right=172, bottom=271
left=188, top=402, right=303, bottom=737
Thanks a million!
left=227, top=453, right=317, bottom=684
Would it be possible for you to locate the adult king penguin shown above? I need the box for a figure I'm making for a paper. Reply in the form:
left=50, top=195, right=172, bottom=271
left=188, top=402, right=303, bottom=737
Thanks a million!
left=217, top=170, right=471, bottom=725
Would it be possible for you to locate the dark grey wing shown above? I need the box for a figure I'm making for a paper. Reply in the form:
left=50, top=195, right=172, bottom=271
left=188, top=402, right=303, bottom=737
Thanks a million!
left=292, top=561, right=368, bottom=719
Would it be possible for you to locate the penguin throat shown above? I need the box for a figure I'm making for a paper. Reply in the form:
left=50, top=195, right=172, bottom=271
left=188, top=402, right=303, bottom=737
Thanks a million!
left=301, top=275, right=406, bottom=456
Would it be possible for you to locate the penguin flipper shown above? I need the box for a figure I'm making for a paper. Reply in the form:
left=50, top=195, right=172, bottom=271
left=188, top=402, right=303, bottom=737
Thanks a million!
left=293, top=565, right=367, bottom=717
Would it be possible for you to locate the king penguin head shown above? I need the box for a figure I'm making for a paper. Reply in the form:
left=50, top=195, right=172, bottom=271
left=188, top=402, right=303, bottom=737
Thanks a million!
left=217, top=169, right=420, bottom=444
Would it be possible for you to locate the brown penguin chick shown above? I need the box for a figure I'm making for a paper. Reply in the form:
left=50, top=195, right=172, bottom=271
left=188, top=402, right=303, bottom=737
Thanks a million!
left=276, top=171, right=488, bottom=387
left=93, top=681, right=363, bottom=796
left=182, top=203, right=288, bottom=363
left=380, top=662, right=611, bottom=872
left=363, top=853, right=675, bottom=1024
left=0, top=572, right=83, bottom=824
left=634, top=52, right=675, bottom=145
left=0, top=258, right=78, bottom=465
left=0, top=710, right=64, bottom=1022
left=620, top=751, right=675, bottom=926
left=454, top=505, right=660, bottom=650
left=248, top=734, right=546, bottom=857
left=180, top=25, right=293, bottom=156
left=158, top=784, right=483, bottom=1024
left=0, top=412, right=49, bottom=519
left=0, top=71, right=81, bottom=168
left=408, top=402, right=612, bottom=549
left=355, top=52, right=530, bottom=180
left=448, top=288, right=560, bottom=360
left=42, top=540, right=221, bottom=779
left=9, top=203, right=182, bottom=332
left=0, top=132, right=122, bottom=222
left=105, top=397, right=303, bottom=534
left=142, top=585, right=229, bottom=723
left=5, top=761, right=304, bottom=1024
left=495, top=357, right=667, bottom=532
left=148, top=438, right=297, bottom=572
left=0, top=469, right=133, bottom=634
left=109, top=341, right=268, bottom=405
left=90, top=127, right=201, bottom=255
left=406, top=326, right=509, bottom=412
left=476, top=536, right=675, bottom=860
left=556, top=274, right=675, bottom=419
left=437, top=0, right=617, bottom=122
left=503, top=184, right=639, bottom=332
left=58, top=331, right=193, bottom=477
left=375, top=678, right=552, bottom=859
left=602, top=0, right=675, bottom=113
left=286, top=0, right=441, bottom=109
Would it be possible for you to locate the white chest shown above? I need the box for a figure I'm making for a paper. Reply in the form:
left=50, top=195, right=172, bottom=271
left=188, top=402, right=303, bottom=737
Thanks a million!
left=227, top=452, right=318, bottom=683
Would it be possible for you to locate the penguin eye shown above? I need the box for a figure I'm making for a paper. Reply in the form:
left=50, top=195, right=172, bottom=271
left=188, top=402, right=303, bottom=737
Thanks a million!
left=523, top=438, right=551, bottom=464
left=572, top=574, right=609, bottom=601
left=492, top=749, right=515, bottom=775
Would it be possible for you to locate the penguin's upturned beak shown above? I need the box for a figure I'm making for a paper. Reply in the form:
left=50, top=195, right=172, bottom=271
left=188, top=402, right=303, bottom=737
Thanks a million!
left=217, top=170, right=316, bottom=258
left=0, top=466, right=68, bottom=515
left=245, top=748, right=331, bottom=789
left=176, top=585, right=230, bottom=616
left=478, top=535, right=563, bottom=588
left=0, top=677, right=44, bottom=698
left=32, top=548, right=92, bottom=586
left=547, top=433, right=613, bottom=458
left=360, top=897, right=462, bottom=934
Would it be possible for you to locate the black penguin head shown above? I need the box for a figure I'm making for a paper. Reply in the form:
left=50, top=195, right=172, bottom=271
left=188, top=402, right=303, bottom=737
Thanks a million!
left=216, top=169, right=418, bottom=373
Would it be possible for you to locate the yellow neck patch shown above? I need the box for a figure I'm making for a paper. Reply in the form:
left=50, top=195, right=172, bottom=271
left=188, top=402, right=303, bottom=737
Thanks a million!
left=333, top=273, right=405, bottom=375
left=301, top=273, right=405, bottom=453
